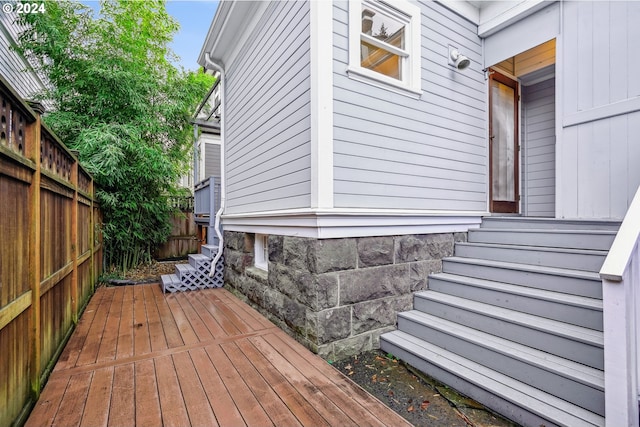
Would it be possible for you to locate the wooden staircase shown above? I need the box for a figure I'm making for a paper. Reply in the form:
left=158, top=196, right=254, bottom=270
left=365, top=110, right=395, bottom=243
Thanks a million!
left=381, top=217, right=620, bottom=427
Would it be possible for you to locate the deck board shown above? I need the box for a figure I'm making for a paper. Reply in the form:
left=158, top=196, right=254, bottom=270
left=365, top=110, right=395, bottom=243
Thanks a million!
left=26, top=284, right=412, bottom=427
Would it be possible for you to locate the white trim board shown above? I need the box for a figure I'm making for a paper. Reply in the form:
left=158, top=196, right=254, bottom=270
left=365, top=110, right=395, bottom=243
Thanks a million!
left=564, top=96, right=640, bottom=128
left=221, top=211, right=484, bottom=239
left=310, top=0, right=334, bottom=209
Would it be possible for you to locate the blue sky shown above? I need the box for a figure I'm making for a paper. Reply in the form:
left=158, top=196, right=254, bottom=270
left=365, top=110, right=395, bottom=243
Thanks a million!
left=82, top=1, right=219, bottom=71
left=166, top=1, right=219, bottom=71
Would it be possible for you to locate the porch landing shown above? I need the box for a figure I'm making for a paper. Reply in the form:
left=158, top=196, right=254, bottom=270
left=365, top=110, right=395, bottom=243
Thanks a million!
left=26, top=284, right=410, bottom=427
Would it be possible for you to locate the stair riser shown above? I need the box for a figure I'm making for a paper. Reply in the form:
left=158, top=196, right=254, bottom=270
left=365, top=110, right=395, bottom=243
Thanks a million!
left=189, top=254, right=210, bottom=268
left=468, top=230, right=614, bottom=251
left=454, top=244, right=605, bottom=272
left=201, top=245, right=219, bottom=259
left=380, top=339, right=563, bottom=427
left=442, top=260, right=602, bottom=299
left=480, top=218, right=620, bottom=231
left=413, top=296, right=603, bottom=369
left=398, top=316, right=604, bottom=415
left=429, top=278, right=603, bottom=331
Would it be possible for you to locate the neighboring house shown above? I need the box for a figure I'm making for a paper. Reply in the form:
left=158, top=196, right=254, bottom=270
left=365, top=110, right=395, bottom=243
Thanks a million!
left=195, top=1, right=640, bottom=425
left=177, top=126, right=221, bottom=190
left=179, top=79, right=222, bottom=191
left=0, top=9, right=48, bottom=103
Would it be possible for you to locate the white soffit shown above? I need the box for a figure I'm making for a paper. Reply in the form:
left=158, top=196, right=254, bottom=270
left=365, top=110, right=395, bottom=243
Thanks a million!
left=437, top=1, right=556, bottom=38
left=483, top=2, right=559, bottom=68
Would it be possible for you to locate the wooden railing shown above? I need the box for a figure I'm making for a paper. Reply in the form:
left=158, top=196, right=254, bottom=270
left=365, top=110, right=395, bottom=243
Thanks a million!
left=0, top=75, right=102, bottom=426
left=194, top=176, right=221, bottom=245
left=600, top=185, right=640, bottom=427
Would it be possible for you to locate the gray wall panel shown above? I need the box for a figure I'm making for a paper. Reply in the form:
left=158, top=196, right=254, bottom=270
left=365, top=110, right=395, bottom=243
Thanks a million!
left=332, top=1, right=487, bottom=211
left=224, top=1, right=311, bottom=214
left=559, top=1, right=640, bottom=219
left=204, top=142, right=221, bottom=179
left=522, top=77, right=555, bottom=217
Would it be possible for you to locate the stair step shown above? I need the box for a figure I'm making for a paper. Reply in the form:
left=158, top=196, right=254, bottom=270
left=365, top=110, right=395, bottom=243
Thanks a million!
left=398, top=311, right=604, bottom=415
left=443, top=257, right=602, bottom=299
left=175, top=263, right=196, bottom=279
left=201, top=244, right=219, bottom=258
left=480, top=217, right=620, bottom=231
left=468, top=228, right=616, bottom=251
left=429, top=273, right=603, bottom=330
left=454, top=242, right=607, bottom=272
left=160, top=274, right=180, bottom=293
left=414, top=291, right=603, bottom=369
left=189, top=253, right=210, bottom=268
left=381, top=330, right=605, bottom=427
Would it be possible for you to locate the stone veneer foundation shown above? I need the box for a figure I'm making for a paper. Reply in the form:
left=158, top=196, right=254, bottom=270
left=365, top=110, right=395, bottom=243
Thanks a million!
left=223, top=230, right=467, bottom=361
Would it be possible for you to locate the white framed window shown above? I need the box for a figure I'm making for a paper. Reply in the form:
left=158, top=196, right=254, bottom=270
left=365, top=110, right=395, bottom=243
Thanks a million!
left=348, top=0, right=422, bottom=96
left=254, top=234, right=269, bottom=271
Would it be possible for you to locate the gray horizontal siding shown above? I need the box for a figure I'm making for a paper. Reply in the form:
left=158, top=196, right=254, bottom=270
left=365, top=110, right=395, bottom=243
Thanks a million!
left=204, top=142, right=221, bottom=179
left=0, top=14, right=47, bottom=100
left=522, top=77, right=555, bottom=217
left=332, top=1, right=487, bottom=211
left=224, top=1, right=311, bottom=214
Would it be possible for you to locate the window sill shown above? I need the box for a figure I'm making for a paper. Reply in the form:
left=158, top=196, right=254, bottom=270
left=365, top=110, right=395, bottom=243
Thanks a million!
left=246, top=266, right=268, bottom=282
left=346, top=66, right=422, bottom=99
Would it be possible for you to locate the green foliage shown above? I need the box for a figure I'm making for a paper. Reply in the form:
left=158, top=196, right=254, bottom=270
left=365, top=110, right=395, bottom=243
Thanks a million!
left=16, top=0, right=215, bottom=271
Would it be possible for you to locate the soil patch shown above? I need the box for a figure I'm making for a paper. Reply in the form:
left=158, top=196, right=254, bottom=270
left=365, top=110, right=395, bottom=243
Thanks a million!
left=332, top=350, right=517, bottom=427
left=103, top=259, right=184, bottom=285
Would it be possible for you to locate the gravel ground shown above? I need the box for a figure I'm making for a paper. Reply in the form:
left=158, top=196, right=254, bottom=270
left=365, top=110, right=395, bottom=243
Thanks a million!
left=332, top=350, right=517, bottom=427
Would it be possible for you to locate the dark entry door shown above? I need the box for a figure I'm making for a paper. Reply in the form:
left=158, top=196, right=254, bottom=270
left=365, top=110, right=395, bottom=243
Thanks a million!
left=489, top=70, right=519, bottom=213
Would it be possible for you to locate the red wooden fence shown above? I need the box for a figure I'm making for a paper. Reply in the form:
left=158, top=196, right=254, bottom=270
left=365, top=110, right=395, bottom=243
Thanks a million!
left=0, top=75, right=102, bottom=426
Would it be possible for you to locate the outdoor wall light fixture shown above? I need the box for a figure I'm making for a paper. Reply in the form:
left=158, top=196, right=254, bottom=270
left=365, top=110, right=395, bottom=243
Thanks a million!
left=448, top=45, right=471, bottom=70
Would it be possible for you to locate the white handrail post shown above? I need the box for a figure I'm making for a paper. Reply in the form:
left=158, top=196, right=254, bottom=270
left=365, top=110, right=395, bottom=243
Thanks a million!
left=603, top=273, right=639, bottom=427
left=601, top=185, right=640, bottom=426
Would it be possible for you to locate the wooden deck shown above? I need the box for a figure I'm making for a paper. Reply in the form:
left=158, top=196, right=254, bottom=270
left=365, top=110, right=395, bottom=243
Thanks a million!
left=26, top=284, right=411, bottom=427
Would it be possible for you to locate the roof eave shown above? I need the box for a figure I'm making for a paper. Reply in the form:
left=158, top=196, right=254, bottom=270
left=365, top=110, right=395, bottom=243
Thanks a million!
left=197, top=1, right=262, bottom=68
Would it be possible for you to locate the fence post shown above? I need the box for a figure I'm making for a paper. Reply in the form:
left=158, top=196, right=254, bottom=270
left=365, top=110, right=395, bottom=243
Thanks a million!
left=28, top=112, right=42, bottom=398
left=71, top=158, right=79, bottom=323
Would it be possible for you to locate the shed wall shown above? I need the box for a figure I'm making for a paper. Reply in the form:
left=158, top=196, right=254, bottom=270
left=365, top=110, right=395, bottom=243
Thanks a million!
left=224, top=1, right=312, bottom=214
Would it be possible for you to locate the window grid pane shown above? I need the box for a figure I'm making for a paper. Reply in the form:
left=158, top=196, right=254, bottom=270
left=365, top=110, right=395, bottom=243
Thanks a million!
left=360, top=3, right=408, bottom=81
left=361, top=40, right=402, bottom=80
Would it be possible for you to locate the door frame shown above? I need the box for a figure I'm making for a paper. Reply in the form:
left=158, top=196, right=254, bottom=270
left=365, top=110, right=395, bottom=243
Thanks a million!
left=489, top=69, right=520, bottom=214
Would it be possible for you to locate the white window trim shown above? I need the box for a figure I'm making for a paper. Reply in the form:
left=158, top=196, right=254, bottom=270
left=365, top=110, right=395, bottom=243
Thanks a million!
left=348, top=0, right=422, bottom=97
left=254, top=233, right=269, bottom=271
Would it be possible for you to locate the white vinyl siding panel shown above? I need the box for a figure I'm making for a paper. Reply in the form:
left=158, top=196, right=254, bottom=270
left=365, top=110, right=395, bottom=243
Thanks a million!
left=558, top=1, right=640, bottom=220
left=224, top=1, right=311, bottom=214
left=332, top=1, right=486, bottom=211
left=522, top=77, right=555, bottom=217
left=0, top=14, right=47, bottom=100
